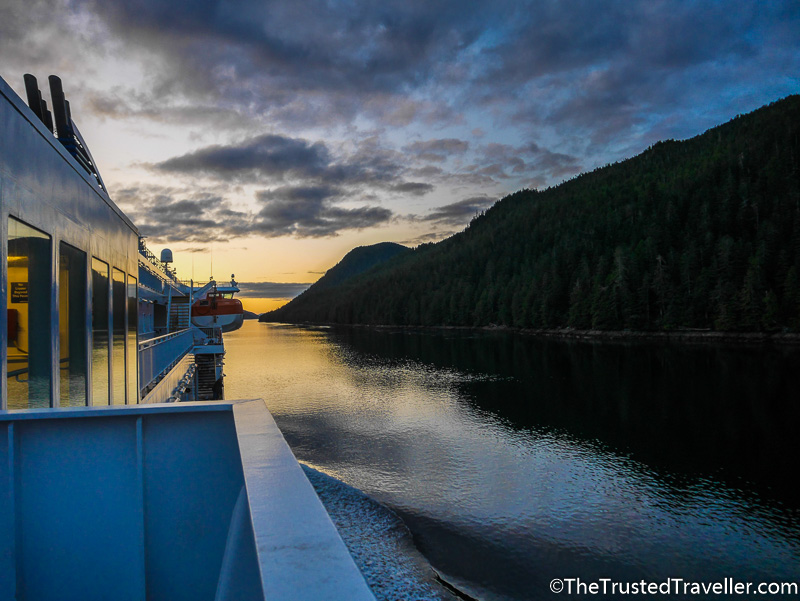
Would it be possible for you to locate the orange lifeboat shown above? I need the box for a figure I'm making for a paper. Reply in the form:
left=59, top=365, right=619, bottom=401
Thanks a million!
left=191, top=292, right=244, bottom=332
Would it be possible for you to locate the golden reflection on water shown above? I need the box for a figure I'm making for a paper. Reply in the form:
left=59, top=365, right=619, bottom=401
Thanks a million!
left=224, top=321, right=800, bottom=601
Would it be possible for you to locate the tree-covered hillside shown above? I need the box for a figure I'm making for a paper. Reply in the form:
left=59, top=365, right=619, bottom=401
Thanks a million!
left=260, top=242, right=409, bottom=320
left=264, top=95, right=800, bottom=332
left=304, top=242, right=409, bottom=291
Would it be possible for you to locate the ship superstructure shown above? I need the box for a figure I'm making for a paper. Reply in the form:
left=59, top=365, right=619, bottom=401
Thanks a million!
left=0, top=74, right=376, bottom=600
left=137, top=243, right=240, bottom=402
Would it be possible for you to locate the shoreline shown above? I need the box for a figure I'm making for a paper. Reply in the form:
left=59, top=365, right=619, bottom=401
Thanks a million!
left=260, top=319, right=800, bottom=347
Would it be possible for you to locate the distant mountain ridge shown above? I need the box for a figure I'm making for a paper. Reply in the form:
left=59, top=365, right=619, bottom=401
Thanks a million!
left=261, top=242, right=409, bottom=321
left=263, top=95, right=800, bottom=332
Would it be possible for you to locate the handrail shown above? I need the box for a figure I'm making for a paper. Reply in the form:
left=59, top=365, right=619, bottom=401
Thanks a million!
left=139, top=328, right=195, bottom=396
left=138, top=238, right=179, bottom=283
left=139, top=328, right=192, bottom=351
left=194, top=326, right=223, bottom=345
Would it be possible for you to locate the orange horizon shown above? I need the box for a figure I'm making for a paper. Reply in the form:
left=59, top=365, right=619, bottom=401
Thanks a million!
left=239, top=297, right=292, bottom=315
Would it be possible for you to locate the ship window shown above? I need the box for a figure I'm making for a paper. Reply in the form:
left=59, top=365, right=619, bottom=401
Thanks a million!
left=59, top=243, right=87, bottom=406
left=112, top=268, right=126, bottom=404
left=127, top=275, right=138, bottom=403
left=91, top=258, right=110, bottom=405
left=6, top=217, right=52, bottom=409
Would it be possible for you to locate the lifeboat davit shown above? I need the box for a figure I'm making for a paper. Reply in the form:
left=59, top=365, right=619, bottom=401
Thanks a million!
left=191, top=292, right=244, bottom=332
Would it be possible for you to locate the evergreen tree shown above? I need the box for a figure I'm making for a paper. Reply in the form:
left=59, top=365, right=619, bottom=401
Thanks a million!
left=262, top=95, right=800, bottom=333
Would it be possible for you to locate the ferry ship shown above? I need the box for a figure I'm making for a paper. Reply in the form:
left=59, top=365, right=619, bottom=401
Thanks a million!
left=0, top=74, right=376, bottom=600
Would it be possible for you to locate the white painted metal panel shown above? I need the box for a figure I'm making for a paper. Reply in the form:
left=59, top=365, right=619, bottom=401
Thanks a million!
left=0, top=401, right=377, bottom=601
left=233, top=400, right=377, bottom=601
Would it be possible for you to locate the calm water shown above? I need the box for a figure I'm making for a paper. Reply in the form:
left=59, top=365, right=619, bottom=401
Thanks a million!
left=225, top=321, right=800, bottom=600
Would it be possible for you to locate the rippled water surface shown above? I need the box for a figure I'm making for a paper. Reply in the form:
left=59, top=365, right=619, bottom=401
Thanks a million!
left=225, top=321, right=800, bottom=600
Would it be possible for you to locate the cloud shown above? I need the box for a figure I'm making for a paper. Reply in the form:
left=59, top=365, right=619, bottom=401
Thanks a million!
left=86, top=88, right=257, bottom=132
left=409, top=165, right=445, bottom=179
left=152, top=133, right=437, bottom=195
left=3, top=0, right=798, bottom=246
left=398, top=230, right=457, bottom=246
left=116, top=182, right=395, bottom=241
left=460, top=2, right=800, bottom=156
left=523, top=144, right=582, bottom=179
left=475, top=142, right=582, bottom=181
left=403, top=138, right=470, bottom=162
left=254, top=186, right=394, bottom=237
left=76, top=0, right=494, bottom=97
left=156, top=134, right=331, bottom=181
left=109, top=185, right=251, bottom=243
left=0, top=0, right=110, bottom=79
left=421, top=196, right=495, bottom=226
left=390, top=182, right=434, bottom=195
left=3, top=0, right=485, bottom=137
left=236, top=281, right=311, bottom=299
left=7, top=0, right=799, bottom=149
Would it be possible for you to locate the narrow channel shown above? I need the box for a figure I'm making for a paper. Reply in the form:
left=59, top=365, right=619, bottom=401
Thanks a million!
left=224, top=321, right=800, bottom=601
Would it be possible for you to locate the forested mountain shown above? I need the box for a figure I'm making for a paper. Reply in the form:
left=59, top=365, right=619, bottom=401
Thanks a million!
left=305, top=242, right=410, bottom=291
left=263, top=95, right=800, bottom=332
left=260, top=242, right=409, bottom=319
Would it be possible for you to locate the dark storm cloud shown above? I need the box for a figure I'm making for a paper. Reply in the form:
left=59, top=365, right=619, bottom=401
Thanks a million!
left=115, top=182, right=392, bottom=241
left=117, top=185, right=250, bottom=242
left=254, top=186, right=393, bottom=237
left=475, top=143, right=582, bottom=182
left=236, top=281, right=311, bottom=299
left=7, top=0, right=800, bottom=141
left=156, top=134, right=331, bottom=180
left=421, top=196, right=495, bottom=226
left=485, top=2, right=800, bottom=147
left=76, top=0, right=495, bottom=96
left=390, top=182, right=434, bottom=196
left=523, top=143, right=582, bottom=179
left=115, top=180, right=394, bottom=243
left=5, top=0, right=490, bottom=131
left=4, top=0, right=798, bottom=216
left=152, top=133, right=431, bottom=193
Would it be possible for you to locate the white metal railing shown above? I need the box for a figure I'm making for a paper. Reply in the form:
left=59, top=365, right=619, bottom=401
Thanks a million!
left=140, top=353, right=195, bottom=404
left=194, top=326, right=223, bottom=345
left=139, top=239, right=179, bottom=283
left=138, top=328, right=194, bottom=394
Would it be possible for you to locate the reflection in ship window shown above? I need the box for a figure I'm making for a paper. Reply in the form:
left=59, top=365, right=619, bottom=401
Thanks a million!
left=91, top=258, right=110, bottom=405
left=127, top=275, right=138, bottom=404
left=112, top=268, right=126, bottom=404
left=59, top=243, right=87, bottom=406
left=6, top=217, right=51, bottom=409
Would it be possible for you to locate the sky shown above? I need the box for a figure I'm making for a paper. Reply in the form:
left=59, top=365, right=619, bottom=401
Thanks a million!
left=2, top=0, right=799, bottom=313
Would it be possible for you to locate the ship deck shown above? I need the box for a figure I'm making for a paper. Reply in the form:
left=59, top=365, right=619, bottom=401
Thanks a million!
left=0, top=400, right=376, bottom=601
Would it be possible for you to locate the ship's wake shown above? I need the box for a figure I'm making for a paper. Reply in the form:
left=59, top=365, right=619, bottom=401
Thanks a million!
left=301, top=464, right=468, bottom=601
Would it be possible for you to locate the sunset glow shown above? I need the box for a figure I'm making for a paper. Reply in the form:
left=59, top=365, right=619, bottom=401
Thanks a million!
left=3, top=0, right=798, bottom=311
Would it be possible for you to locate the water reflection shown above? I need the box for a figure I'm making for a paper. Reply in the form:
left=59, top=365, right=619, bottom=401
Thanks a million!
left=225, top=322, right=800, bottom=601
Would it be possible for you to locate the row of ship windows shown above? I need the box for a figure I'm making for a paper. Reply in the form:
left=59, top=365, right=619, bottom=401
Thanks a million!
left=6, top=216, right=138, bottom=410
